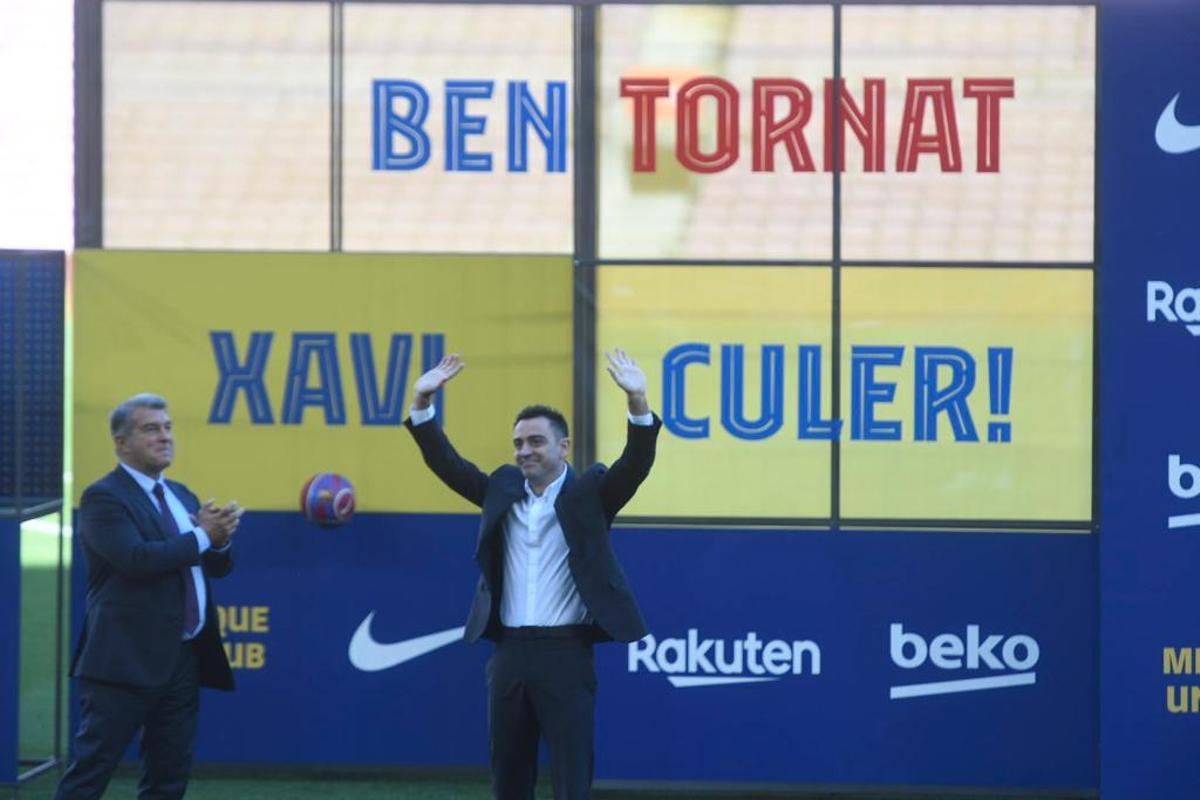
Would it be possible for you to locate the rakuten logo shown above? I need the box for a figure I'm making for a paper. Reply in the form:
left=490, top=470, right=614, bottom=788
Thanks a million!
left=628, top=629, right=821, bottom=688
left=889, top=623, right=1039, bottom=699
left=1168, top=454, right=1200, bottom=530
left=1147, top=281, right=1200, bottom=336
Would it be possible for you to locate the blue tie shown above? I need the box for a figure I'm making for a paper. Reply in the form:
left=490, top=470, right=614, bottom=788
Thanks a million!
left=153, top=482, right=201, bottom=635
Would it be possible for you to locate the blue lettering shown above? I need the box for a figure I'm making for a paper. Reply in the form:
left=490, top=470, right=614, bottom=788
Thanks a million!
left=372, top=79, right=431, bottom=171
left=282, top=334, right=346, bottom=425
left=208, top=332, right=274, bottom=424
left=987, top=346, right=1014, bottom=443
left=445, top=80, right=493, bottom=172
left=851, top=346, right=903, bottom=441
left=351, top=333, right=412, bottom=426
left=662, top=343, right=710, bottom=439
left=914, top=347, right=978, bottom=442
left=507, top=80, right=568, bottom=173
left=797, top=345, right=841, bottom=440
left=721, top=344, right=784, bottom=441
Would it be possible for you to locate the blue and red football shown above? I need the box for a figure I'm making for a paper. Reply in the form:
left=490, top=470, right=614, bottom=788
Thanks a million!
left=300, top=472, right=355, bottom=527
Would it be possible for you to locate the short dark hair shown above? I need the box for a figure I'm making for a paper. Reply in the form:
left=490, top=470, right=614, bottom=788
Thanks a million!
left=514, top=405, right=569, bottom=440
left=110, top=393, right=168, bottom=437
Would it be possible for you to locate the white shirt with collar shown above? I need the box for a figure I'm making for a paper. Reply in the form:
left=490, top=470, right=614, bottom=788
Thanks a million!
left=118, top=461, right=220, bottom=640
left=501, top=460, right=587, bottom=627
left=409, top=405, right=653, bottom=628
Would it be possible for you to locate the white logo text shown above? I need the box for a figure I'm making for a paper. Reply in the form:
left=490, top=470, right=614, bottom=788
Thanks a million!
left=1147, top=281, right=1200, bottom=336
left=1168, top=454, right=1200, bottom=530
left=889, top=623, right=1039, bottom=699
left=629, top=629, right=821, bottom=688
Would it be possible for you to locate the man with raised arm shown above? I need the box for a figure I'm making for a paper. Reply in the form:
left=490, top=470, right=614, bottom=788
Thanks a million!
left=405, top=349, right=661, bottom=800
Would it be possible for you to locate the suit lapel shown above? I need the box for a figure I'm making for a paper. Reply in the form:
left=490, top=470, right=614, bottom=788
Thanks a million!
left=475, top=470, right=525, bottom=566
left=553, top=466, right=586, bottom=553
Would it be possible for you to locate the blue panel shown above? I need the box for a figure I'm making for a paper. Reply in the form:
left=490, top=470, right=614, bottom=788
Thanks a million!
left=0, top=251, right=65, bottom=509
left=598, top=528, right=1095, bottom=788
left=139, top=511, right=1095, bottom=790
left=194, top=511, right=488, bottom=765
left=0, top=520, right=20, bottom=785
left=1099, top=1, right=1200, bottom=798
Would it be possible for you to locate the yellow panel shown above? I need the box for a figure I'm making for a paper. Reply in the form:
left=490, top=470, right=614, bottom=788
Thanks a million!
left=596, top=266, right=832, bottom=519
left=839, top=267, right=1092, bottom=521
left=73, top=250, right=572, bottom=512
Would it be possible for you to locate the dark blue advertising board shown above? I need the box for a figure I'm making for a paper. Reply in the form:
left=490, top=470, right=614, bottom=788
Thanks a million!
left=67, top=512, right=1096, bottom=790
left=1099, top=1, right=1200, bottom=798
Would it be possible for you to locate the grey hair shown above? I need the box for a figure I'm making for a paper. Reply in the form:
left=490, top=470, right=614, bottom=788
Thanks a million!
left=110, top=393, right=168, bottom=437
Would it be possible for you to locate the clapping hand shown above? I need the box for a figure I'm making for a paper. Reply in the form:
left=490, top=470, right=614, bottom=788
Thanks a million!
left=193, top=500, right=243, bottom=549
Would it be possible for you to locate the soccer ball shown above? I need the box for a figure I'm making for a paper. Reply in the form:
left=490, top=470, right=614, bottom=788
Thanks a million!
left=300, top=472, right=355, bottom=527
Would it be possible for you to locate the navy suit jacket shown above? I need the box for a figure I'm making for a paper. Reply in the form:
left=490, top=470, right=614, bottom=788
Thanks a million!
left=70, top=466, right=235, bottom=690
left=406, top=415, right=661, bottom=644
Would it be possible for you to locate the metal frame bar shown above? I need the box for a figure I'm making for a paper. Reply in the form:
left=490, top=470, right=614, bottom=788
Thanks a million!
left=74, top=0, right=102, bottom=248
left=330, top=0, right=344, bottom=251
left=573, top=5, right=599, bottom=468
left=830, top=1, right=843, bottom=526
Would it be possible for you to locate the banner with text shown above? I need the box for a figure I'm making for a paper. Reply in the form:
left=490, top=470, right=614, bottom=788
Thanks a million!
left=72, top=250, right=573, bottom=513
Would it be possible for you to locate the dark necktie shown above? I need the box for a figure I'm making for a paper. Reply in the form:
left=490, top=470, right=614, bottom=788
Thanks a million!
left=153, top=482, right=201, bottom=635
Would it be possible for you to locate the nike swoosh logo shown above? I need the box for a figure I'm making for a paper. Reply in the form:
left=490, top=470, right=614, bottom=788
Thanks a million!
left=347, top=611, right=465, bottom=672
left=1156, top=93, right=1200, bottom=154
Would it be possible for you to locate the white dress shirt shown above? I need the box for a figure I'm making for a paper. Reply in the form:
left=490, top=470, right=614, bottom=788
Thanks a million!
left=119, top=462, right=216, bottom=640
left=500, top=462, right=587, bottom=627
left=409, top=405, right=653, bottom=627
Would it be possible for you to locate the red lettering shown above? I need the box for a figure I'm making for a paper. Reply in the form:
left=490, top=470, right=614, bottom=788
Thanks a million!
left=676, top=77, right=739, bottom=173
left=752, top=79, right=815, bottom=172
left=963, top=78, right=1015, bottom=172
left=619, top=75, right=1012, bottom=175
left=896, top=79, right=962, bottom=172
left=823, top=78, right=886, bottom=173
left=620, top=78, right=670, bottom=172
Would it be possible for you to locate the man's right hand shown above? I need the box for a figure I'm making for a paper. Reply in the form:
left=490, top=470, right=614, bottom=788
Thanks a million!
left=412, top=354, right=465, bottom=410
left=195, top=500, right=243, bottom=549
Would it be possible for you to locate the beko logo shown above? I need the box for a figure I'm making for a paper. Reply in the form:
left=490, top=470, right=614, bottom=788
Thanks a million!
left=1168, top=455, right=1200, bottom=530
left=889, top=623, right=1039, bottom=699
left=628, top=629, right=821, bottom=688
left=1147, top=281, right=1200, bottom=336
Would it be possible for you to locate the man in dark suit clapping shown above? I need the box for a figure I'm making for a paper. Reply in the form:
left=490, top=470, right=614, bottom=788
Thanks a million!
left=55, top=393, right=242, bottom=800
left=405, top=349, right=660, bottom=800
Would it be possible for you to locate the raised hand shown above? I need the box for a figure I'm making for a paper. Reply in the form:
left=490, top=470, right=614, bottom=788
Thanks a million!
left=605, top=348, right=650, bottom=415
left=413, top=354, right=465, bottom=409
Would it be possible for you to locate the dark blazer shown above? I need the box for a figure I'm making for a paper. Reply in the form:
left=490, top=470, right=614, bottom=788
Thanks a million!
left=70, top=466, right=235, bottom=690
left=406, top=415, right=662, bottom=644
